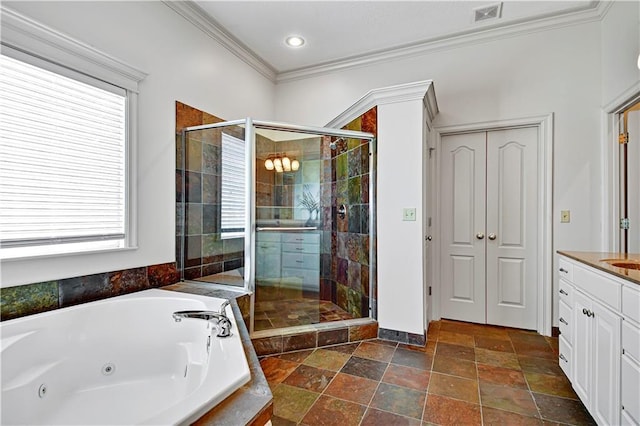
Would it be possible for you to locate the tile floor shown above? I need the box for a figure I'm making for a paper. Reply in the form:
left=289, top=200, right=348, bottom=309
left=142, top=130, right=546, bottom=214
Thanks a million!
left=260, top=320, right=596, bottom=425
left=254, top=297, right=354, bottom=332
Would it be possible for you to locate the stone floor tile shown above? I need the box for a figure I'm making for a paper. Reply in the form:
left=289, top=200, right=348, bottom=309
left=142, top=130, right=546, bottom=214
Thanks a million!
left=474, top=335, right=515, bottom=352
left=428, top=373, right=479, bottom=404
left=437, top=330, right=475, bottom=347
left=382, top=363, right=430, bottom=392
left=303, top=349, right=350, bottom=371
left=475, top=347, right=521, bottom=370
left=524, top=371, right=579, bottom=399
left=477, top=363, right=528, bottom=389
left=324, top=372, right=379, bottom=405
left=300, top=395, right=366, bottom=426
left=432, top=355, right=477, bottom=380
left=259, top=356, right=299, bottom=386
left=390, top=347, right=433, bottom=370
left=360, top=408, right=422, bottom=426
left=482, top=406, right=544, bottom=425
left=479, top=382, right=539, bottom=418
left=272, top=384, right=320, bottom=423
left=435, top=342, right=475, bottom=362
left=533, top=393, right=597, bottom=425
left=423, top=394, right=481, bottom=426
left=282, top=364, right=335, bottom=393
left=340, top=356, right=388, bottom=381
left=369, top=382, right=426, bottom=419
left=353, top=341, right=396, bottom=362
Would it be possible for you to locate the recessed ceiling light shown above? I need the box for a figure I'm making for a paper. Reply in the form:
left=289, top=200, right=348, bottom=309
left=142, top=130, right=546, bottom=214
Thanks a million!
left=285, top=36, right=305, bottom=48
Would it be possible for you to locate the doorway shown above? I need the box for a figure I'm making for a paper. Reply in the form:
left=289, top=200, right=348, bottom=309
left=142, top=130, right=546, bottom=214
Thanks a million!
left=439, top=126, right=541, bottom=330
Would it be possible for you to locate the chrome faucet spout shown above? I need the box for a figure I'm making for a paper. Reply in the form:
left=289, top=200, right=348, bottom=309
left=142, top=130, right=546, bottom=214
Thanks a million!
left=172, top=309, right=232, bottom=337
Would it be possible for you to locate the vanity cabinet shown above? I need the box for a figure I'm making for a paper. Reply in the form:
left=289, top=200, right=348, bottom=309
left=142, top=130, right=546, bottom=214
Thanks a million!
left=557, top=254, right=640, bottom=426
left=255, top=231, right=321, bottom=292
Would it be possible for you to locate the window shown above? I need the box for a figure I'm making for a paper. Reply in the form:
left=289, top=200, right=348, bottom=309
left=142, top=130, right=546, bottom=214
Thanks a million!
left=220, top=132, right=246, bottom=239
left=0, top=52, right=127, bottom=258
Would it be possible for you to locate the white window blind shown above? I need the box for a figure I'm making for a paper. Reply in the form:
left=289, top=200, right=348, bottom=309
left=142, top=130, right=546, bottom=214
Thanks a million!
left=221, top=132, right=245, bottom=238
left=0, top=53, right=127, bottom=250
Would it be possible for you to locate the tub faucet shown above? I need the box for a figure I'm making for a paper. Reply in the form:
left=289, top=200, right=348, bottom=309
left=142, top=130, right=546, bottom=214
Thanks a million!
left=172, top=304, right=232, bottom=338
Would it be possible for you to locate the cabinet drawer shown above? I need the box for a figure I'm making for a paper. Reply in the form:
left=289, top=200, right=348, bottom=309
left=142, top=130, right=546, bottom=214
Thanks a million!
left=282, top=253, right=320, bottom=270
left=282, top=232, right=320, bottom=244
left=573, top=263, right=622, bottom=311
left=558, top=257, right=574, bottom=282
left=559, top=335, right=572, bottom=381
left=559, top=299, right=573, bottom=342
left=256, top=242, right=280, bottom=254
left=256, top=232, right=281, bottom=242
left=621, top=355, right=640, bottom=425
left=622, top=285, right=640, bottom=324
left=622, top=320, right=640, bottom=363
left=282, top=242, right=320, bottom=254
left=282, top=268, right=320, bottom=288
left=559, top=279, right=573, bottom=305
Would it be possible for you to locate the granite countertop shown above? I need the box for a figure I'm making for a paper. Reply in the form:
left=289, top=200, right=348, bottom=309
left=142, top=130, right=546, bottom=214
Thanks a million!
left=557, top=251, right=640, bottom=285
left=161, top=282, right=272, bottom=426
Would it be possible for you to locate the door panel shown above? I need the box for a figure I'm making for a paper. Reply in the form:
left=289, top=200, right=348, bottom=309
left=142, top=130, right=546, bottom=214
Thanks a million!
left=486, top=127, right=539, bottom=329
left=440, top=133, right=486, bottom=323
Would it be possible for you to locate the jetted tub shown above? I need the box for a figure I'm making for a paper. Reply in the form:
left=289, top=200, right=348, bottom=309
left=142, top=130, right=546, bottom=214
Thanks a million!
left=1, top=289, right=250, bottom=425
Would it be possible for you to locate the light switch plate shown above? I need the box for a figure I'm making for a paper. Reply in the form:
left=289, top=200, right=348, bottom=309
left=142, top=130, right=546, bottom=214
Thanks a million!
left=403, top=208, right=416, bottom=221
left=561, top=210, right=570, bottom=223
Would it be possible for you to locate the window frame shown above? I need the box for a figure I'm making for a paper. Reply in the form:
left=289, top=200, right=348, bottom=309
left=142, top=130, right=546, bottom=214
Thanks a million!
left=220, top=131, right=246, bottom=240
left=0, top=6, right=146, bottom=260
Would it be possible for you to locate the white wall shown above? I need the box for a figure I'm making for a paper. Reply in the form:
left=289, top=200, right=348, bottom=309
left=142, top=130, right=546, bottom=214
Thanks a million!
left=1, top=1, right=275, bottom=286
left=376, top=100, right=426, bottom=335
left=275, top=21, right=603, bottom=328
left=601, top=1, right=640, bottom=106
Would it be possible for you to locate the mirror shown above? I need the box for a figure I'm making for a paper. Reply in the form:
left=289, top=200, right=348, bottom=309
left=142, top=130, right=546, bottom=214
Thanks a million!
left=619, top=100, right=640, bottom=253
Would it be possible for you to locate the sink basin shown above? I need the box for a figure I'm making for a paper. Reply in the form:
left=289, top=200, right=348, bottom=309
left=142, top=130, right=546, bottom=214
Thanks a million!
left=600, top=259, right=640, bottom=270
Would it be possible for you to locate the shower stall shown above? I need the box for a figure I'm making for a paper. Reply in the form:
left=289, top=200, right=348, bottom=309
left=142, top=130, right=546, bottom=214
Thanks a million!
left=177, top=118, right=376, bottom=334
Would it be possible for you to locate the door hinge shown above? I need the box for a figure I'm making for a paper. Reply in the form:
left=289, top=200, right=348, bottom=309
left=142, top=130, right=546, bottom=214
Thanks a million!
left=429, top=286, right=432, bottom=296
left=619, top=133, right=628, bottom=144
left=620, top=218, right=630, bottom=230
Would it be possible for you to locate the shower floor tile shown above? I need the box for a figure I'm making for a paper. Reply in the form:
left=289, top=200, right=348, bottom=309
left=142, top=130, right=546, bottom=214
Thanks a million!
left=261, top=320, right=596, bottom=425
left=253, top=296, right=354, bottom=332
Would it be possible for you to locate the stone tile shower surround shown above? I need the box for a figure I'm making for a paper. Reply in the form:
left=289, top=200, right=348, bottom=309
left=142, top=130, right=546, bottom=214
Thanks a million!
left=320, top=107, right=377, bottom=320
left=176, top=102, right=244, bottom=282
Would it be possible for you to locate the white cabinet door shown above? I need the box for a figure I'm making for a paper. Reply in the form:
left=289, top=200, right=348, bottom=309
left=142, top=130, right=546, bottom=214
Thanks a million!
left=573, top=290, right=592, bottom=406
left=591, top=302, right=621, bottom=426
left=621, top=354, right=640, bottom=425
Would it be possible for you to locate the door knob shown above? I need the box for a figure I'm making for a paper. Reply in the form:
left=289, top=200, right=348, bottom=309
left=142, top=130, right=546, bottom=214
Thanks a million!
left=426, top=235, right=432, bottom=241
left=488, top=233, right=497, bottom=240
left=476, top=233, right=485, bottom=240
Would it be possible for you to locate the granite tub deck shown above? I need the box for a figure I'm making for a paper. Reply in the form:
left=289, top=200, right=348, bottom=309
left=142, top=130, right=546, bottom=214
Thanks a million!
left=162, top=282, right=272, bottom=426
left=557, top=251, right=640, bottom=285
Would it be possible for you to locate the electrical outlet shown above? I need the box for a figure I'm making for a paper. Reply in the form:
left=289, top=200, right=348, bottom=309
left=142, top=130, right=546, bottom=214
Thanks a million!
left=561, top=210, right=570, bottom=223
left=403, top=208, right=416, bottom=221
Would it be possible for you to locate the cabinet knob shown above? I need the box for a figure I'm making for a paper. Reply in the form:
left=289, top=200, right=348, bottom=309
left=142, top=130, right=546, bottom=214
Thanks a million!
left=488, top=233, right=497, bottom=240
left=476, top=233, right=485, bottom=240
left=559, top=289, right=568, bottom=295
left=559, top=268, right=568, bottom=273
left=559, top=317, right=568, bottom=325
left=559, top=353, right=568, bottom=363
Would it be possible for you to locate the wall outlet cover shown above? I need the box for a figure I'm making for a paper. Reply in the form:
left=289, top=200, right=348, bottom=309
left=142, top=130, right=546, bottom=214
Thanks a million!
left=403, top=208, right=416, bottom=221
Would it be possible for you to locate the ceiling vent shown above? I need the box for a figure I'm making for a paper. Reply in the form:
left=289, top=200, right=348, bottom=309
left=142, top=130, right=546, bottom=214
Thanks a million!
left=473, top=2, right=503, bottom=23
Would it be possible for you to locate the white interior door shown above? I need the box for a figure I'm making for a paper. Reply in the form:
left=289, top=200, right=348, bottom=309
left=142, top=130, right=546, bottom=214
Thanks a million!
left=440, top=132, right=486, bottom=323
left=440, top=127, right=539, bottom=329
left=485, top=127, right=539, bottom=329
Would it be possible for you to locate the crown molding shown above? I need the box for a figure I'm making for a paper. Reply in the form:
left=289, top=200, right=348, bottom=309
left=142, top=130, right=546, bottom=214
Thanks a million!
left=163, top=1, right=276, bottom=82
left=278, top=1, right=610, bottom=83
left=326, top=80, right=438, bottom=129
left=0, top=6, right=146, bottom=92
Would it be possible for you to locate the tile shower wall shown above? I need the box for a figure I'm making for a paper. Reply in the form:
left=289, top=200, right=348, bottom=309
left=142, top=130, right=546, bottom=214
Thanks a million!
left=320, top=107, right=377, bottom=319
left=176, top=101, right=244, bottom=282
left=0, top=262, right=179, bottom=321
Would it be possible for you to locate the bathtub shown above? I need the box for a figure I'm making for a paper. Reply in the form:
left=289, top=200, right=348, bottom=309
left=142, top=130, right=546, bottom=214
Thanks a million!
left=1, top=289, right=250, bottom=425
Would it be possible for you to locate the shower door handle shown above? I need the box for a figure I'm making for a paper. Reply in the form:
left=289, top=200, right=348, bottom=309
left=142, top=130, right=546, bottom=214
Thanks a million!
left=337, top=204, right=347, bottom=219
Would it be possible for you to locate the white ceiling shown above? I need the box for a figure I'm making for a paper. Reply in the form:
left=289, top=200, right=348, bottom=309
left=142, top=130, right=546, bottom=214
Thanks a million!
left=193, top=1, right=598, bottom=75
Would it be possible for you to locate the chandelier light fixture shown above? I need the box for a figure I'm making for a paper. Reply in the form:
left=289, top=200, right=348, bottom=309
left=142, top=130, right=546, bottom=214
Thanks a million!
left=264, top=155, right=299, bottom=173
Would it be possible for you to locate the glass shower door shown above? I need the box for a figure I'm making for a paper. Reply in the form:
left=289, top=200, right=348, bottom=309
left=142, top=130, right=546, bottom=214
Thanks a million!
left=254, top=129, right=324, bottom=330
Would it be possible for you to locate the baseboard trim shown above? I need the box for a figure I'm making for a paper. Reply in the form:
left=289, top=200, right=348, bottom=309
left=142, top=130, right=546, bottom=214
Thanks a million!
left=378, top=327, right=426, bottom=346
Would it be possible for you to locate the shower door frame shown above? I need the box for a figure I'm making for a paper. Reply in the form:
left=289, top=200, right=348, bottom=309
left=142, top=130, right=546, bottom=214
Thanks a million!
left=182, top=118, right=376, bottom=334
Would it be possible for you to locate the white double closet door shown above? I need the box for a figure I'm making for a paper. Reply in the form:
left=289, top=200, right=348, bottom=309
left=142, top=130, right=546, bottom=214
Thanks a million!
left=440, top=127, right=539, bottom=330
